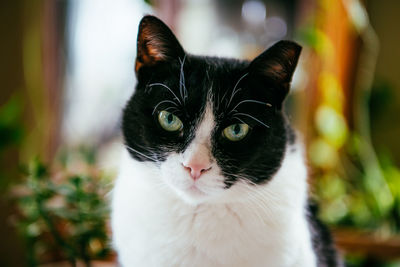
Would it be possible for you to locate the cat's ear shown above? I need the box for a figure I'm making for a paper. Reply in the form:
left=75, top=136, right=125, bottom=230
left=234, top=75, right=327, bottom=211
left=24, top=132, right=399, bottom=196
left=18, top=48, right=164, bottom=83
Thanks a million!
left=135, top=15, right=185, bottom=73
left=249, top=41, right=301, bottom=102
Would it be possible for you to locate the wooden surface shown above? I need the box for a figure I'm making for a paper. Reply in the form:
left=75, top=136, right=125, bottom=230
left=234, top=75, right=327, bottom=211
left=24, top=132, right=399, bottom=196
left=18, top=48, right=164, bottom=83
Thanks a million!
left=334, top=229, right=400, bottom=260
left=40, top=261, right=116, bottom=267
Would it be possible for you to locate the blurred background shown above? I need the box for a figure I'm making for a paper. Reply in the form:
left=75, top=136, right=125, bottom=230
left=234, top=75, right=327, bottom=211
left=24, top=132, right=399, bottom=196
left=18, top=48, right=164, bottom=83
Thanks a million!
left=1, top=0, right=400, bottom=266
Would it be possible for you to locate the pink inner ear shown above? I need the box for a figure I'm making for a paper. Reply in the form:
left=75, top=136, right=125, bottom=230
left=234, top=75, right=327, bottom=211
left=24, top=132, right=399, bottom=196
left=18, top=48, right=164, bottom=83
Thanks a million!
left=264, top=62, right=287, bottom=81
left=134, top=16, right=186, bottom=73
left=135, top=29, right=168, bottom=72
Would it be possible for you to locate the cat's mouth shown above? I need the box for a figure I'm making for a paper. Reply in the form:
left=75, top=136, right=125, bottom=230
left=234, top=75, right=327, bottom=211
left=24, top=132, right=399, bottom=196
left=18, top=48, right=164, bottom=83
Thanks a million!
left=187, top=184, right=207, bottom=196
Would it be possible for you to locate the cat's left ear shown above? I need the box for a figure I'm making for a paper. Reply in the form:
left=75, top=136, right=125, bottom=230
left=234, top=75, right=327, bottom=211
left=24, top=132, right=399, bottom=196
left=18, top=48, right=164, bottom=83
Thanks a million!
left=249, top=41, right=301, bottom=102
left=135, top=15, right=185, bottom=73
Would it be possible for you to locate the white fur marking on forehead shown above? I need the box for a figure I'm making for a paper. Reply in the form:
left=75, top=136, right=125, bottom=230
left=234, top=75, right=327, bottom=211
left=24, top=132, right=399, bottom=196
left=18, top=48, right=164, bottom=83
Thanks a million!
left=193, top=104, right=215, bottom=144
left=182, top=103, right=215, bottom=164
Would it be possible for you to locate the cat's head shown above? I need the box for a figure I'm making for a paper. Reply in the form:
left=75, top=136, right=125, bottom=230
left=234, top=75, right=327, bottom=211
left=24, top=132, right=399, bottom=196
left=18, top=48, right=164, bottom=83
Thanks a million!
left=122, top=15, right=301, bottom=204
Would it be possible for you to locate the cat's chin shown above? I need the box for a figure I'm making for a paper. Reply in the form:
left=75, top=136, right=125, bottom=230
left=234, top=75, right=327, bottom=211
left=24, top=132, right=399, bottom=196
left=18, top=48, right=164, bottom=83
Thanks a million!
left=166, top=179, right=231, bottom=205
left=169, top=183, right=214, bottom=205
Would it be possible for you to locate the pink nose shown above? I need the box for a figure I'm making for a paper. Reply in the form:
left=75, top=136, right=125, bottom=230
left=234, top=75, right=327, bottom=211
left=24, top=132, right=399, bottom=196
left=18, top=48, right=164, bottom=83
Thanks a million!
left=182, top=162, right=212, bottom=180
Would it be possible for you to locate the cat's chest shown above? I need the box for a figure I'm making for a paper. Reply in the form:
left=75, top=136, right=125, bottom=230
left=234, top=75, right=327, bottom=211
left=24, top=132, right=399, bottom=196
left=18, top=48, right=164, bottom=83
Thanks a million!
left=113, top=177, right=299, bottom=267
left=112, top=151, right=316, bottom=267
left=144, top=200, right=276, bottom=249
left=152, top=205, right=287, bottom=263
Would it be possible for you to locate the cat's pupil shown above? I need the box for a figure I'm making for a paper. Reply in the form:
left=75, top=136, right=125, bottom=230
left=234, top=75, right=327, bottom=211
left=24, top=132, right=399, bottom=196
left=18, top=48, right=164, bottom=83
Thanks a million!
left=234, top=124, right=240, bottom=135
left=167, top=114, right=173, bottom=124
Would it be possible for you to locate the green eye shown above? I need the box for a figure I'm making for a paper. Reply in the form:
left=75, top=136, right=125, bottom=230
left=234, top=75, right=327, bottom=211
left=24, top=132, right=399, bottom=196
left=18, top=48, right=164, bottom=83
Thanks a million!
left=158, top=110, right=183, bottom=132
left=223, top=123, right=249, bottom=141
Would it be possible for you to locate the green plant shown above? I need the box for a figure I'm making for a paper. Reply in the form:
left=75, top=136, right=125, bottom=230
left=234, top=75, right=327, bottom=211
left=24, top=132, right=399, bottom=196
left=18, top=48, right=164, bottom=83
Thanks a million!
left=298, top=0, right=400, bottom=265
left=15, top=150, right=112, bottom=267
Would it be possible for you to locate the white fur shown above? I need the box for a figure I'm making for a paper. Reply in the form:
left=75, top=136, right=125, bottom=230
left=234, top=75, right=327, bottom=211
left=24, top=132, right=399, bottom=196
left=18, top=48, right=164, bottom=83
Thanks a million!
left=111, top=105, right=316, bottom=267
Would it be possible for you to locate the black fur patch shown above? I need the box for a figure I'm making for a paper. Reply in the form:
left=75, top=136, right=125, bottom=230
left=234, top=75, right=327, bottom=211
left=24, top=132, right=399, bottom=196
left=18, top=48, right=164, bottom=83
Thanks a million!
left=307, top=203, right=344, bottom=267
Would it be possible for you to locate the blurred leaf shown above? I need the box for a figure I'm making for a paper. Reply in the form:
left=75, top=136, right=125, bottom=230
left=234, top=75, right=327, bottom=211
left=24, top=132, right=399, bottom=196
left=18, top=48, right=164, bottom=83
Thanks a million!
left=79, top=146, right=97, bottom=165
left=318, top=72, right=345, bottom=112
left=369, top=79, right=394, bottom=120
left=0, top=96, right=24, bottom=149
left=298, top=26, right=334, bottom=60
left=315, top=105, right=348, bottom=148
left=28, top=158, right=48, bottom=179
left=309, top=138, right=339, bottom=169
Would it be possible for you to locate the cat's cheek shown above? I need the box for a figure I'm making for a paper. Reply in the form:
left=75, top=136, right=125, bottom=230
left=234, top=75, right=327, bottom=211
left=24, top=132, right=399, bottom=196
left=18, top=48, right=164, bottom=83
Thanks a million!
left=160, top=153, right=192, bottom=192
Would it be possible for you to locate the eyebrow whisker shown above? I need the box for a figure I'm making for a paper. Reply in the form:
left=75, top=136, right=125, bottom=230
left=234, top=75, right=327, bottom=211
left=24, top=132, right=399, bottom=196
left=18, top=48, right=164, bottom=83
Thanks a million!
left=163, top=106, right=180, bottom=113
left=152, top=100, right=179, bottom=115
left=178, top=55, right=188, bottom=103
left=227, top=88, right=242, bottom=109
left=234, top=112, right=270, bottom=128
left=228, top=99, right=271, bottom=115
left=219, top=89, right=230, bottom=109
left=149, top=83, right=182, bottom=105
left=226, top=72, right=248, bottom=109
left=233, top=117, right=246, bottom=125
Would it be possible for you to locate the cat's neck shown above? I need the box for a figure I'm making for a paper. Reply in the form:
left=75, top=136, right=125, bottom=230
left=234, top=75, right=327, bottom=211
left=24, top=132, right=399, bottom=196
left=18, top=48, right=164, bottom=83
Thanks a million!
left=113, top=142, right=316, bottom=267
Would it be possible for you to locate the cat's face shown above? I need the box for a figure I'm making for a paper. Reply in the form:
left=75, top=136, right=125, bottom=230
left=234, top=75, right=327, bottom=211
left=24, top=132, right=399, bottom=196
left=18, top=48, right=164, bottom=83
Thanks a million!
left=122, top=16, right=301, bottom=204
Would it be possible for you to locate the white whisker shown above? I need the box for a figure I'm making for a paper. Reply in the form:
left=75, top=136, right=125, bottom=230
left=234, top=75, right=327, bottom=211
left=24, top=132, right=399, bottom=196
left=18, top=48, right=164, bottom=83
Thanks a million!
left=179, top=55, right=188, bottom=103
left=219, top=89, right=230, bottom=108
left=125, top=145, right=158, bottom=162
left=227, top=88, right=242, bottom=109
left=163, top=106, right=180, bottom=113
left=149, top=83, right=182, bottom=105
left=229, top=99, right=271, bottom=114
left=226, top=72, right=248, bottom=108
left=234, top=113, right=270, bottom=128
left=152, top=100, right=179, bottom=115
left=233, top=117, right=246, bottom=124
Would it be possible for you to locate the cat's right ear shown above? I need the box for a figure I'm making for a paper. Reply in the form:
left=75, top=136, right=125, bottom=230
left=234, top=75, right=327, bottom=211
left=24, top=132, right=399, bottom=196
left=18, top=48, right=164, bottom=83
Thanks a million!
left=248, top=41, right=301, bottom=106
left=135, top=15, right=185, bottom=74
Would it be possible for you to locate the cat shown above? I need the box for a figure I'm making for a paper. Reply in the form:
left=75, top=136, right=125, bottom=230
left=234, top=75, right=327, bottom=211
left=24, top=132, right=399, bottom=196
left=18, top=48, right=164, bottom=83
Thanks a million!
left=111, top=15, right=342, bottom=267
